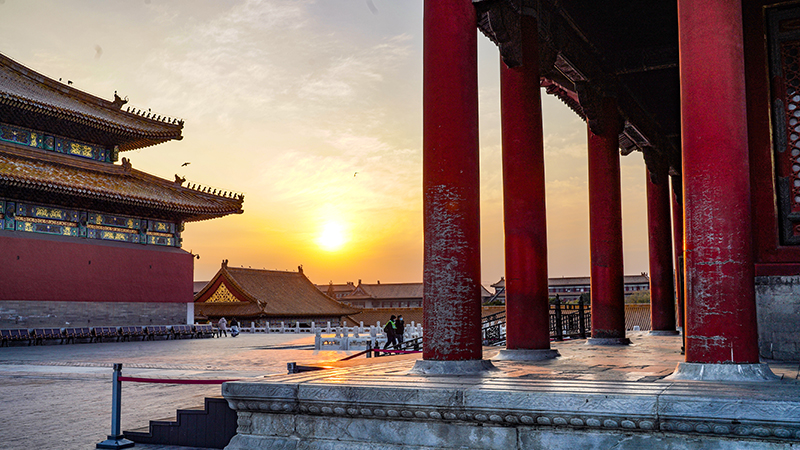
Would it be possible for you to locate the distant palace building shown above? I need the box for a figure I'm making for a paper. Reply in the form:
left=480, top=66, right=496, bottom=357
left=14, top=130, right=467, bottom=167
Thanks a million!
left=195, top=261, right=360, bottom=326
left=490, top=275, right=651, bottom=303
left=318, top=275, right=649, bottom=309
left=0, top=53, right=243, bottom=328
left=318, top=280, right=492, bottom=309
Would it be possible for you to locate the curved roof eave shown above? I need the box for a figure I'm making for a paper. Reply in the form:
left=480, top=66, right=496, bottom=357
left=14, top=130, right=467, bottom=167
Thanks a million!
left=0, top=53, right=184, bottom=150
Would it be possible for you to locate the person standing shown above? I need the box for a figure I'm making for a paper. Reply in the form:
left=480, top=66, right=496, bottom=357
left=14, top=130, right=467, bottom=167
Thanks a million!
left=383, top=315, right=397, bottom=350
left=230, top=318, right=240, bottom=337
left=218, top=317, right=228, bottom=337
left=396, top=315, right=405, bottom=347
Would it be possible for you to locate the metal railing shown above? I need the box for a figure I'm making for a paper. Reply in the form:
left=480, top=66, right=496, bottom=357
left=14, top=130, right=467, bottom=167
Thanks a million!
left=339, top=302, right=592, bottom=360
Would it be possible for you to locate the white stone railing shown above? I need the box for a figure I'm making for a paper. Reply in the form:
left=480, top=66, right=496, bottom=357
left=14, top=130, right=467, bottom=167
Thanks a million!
left=314, top=322, right=423, bottom=351
left=240, top=321, right=345, bottom=334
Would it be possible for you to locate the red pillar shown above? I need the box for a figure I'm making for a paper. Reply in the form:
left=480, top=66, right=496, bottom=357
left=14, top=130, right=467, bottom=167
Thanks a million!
left=646, top=166, right=677, bottom=334
left=422, top=0, right=482, bottom=361
left=679, top=0, right=759, bottom=363
left=671, top=176, right=685, bottom=334
left=500, top=14, right=551, bottom=351
left=587, top=97, right=627, bottom=344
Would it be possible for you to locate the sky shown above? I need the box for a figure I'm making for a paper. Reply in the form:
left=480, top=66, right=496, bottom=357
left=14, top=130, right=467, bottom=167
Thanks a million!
left=0, top=0, right=651, bottom=286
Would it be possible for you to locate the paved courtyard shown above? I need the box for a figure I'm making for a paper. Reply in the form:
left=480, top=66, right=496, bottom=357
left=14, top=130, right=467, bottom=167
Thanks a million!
left=1, top=332, right=798, bottom=449
left=0, top=333, right=336, bottom=450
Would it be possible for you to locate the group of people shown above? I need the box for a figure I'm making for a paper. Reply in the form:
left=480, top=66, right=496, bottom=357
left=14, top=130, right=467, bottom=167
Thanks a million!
left=217, top=317, right=240, bottom=337
left=382, top=314, right=405, bottom=350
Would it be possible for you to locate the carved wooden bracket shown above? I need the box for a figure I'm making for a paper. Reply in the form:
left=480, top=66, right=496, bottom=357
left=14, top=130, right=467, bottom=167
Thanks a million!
left=476, top=0, right=523, bottom=68
left=642, top=146, right=668, bottom=185
left=574, top=81, right=623, bottom=137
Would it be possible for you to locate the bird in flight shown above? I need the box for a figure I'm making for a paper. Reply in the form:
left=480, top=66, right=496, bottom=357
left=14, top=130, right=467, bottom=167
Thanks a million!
left=353, top=172, right=358, bottom=177
left=181, top=162, right=191, bottom=167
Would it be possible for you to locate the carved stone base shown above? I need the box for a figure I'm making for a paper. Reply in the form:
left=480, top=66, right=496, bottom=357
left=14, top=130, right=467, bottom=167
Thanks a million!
left=665, top=362, right=779, bottom=382
left=649, top=330, right=680, bottom=336
left=587, top=337, right=631, bottom=346
left=409, top=359, right=497, bottom=375
left=492, top=349, right=560, bottom=361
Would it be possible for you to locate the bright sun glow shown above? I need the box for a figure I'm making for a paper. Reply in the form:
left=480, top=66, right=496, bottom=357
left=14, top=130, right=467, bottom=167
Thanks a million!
left=317, top=221, right=347, bottom=252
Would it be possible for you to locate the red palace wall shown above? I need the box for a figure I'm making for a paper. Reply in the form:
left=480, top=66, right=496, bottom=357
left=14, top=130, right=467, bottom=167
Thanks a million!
left=0, top=230, right=193, bottom=303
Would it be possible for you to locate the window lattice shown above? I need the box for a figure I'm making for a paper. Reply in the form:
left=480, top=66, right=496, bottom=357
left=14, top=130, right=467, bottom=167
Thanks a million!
left=781, top=40, right=800, bottom=221
left=207, top=283, right=238, bottom=303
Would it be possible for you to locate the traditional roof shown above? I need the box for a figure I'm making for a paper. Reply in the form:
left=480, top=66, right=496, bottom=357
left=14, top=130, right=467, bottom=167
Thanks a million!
left=195, top=262, right=361, bottom=319
left=315, top=282, right=356, bottom=298
left=193, top=281, right=210, bottom=295
left=0, top=53, right=183, bottom=151
left=0, top=142, right=243, bottom=222
left=349, top=282, right=424, bottom=300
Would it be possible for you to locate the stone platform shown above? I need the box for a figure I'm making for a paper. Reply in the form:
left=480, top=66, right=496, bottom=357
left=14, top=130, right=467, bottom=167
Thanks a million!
left=222, top=333, right=800, bottom=449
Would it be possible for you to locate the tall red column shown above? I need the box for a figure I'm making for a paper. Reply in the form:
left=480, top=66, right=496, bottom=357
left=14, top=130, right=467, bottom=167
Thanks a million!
left=671, top=176, right=685, bottom=335
left=678, top=0, right=758, bottom=364
left=421, top=0, right=482, bottom=362
left=500, top=14, right=553, bottom=354
left=646, top=165, right=677, bottom=334
left=587, top=97, right=628, bottom=344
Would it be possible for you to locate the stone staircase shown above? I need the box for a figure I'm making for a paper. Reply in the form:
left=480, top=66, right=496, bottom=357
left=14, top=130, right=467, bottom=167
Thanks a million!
left=123, top=397, right=237, bottom=449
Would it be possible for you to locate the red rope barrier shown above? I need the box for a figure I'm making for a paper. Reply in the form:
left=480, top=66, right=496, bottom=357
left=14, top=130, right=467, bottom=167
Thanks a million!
left=375, top=349, right=421, bottom=355
left=118, top=376, right=238, bottom=385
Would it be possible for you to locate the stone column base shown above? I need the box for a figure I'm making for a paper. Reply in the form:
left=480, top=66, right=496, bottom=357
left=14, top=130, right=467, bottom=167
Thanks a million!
left=665, top=362, right=779, bottom=382
left=492, top=349, right=560, bottom=361
left=649, top=330, right=680, bottom=336
left=587, top=337, right=630, bottom=346
left=409, top=359, right=497, bottom=375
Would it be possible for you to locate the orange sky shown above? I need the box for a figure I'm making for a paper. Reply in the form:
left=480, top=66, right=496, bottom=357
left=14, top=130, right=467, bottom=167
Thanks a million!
left=0, top=0, right=652, bottom=286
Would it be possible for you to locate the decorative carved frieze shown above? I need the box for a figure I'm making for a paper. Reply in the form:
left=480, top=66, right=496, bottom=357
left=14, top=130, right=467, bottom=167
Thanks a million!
left=224, top=396, right=800, bottom=443
left=0, top=196, right=180, bottom=246
left=207, top=283, right=240, bottom=304
left=0, top=122, right=112, bottom=163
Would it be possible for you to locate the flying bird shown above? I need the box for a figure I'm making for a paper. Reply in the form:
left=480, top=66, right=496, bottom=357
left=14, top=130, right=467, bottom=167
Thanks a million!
left=181, top=162, right=191, bottom=167
left=353, top=172, right=358, bottom=177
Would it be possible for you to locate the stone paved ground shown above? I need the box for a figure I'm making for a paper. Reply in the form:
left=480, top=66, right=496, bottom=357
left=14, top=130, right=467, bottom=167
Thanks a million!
left=1, top=332, right=797, bottom=450
left=0, top=333, right=337, bottom=450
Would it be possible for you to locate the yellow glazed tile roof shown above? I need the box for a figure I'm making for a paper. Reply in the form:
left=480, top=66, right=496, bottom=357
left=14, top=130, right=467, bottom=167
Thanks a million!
left=0, top=52, right=183, bottom=151
left=0, top=143, right=243, bottom=221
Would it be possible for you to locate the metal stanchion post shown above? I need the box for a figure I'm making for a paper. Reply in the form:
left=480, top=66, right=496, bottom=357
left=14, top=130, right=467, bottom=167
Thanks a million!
left=579, top=299, right=587, bottom=339
left=554, top=295, right=564, bottom=342
left=96, top=363, right=135, bottom=449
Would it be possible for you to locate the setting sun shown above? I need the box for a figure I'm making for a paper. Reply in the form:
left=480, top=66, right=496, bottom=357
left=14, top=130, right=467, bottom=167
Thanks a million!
left=317, top=221, right=347, bottom=252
